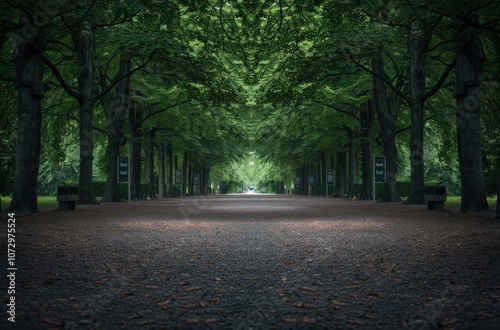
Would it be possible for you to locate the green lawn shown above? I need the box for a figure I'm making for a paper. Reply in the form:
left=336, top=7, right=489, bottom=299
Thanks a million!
left=445, top=196, right=497, bottom=209
left=1, top=196, right=58, bottom=211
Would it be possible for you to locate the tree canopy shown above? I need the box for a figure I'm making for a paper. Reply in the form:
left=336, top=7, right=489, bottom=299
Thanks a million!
left=1, top=0, right=499, bottom=216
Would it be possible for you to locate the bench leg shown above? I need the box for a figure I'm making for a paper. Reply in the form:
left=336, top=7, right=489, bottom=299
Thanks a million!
left=427, top=201, right=444, bottom=210
left=59, top=201, right=76, bottom=210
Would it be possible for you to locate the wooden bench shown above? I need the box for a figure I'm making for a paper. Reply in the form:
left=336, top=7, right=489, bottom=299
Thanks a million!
left=424, top=186, right=446, bottom=210
left=57, top=186, right=79, bottom=210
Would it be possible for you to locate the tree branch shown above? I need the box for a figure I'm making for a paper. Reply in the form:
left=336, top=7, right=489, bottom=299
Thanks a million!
left=43, top=57, right=80, bottom=100
left=423, top=58, right=456, bottom=101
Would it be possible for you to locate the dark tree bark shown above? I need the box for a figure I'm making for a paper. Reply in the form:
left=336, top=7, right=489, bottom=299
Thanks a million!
left=406, top=18, right=431, bottom=204
left=102, top=47, right=131, bottom=202
left=8, top=16, right=46, bottom=213
left=372, top=49, right=403, bottom=202
left=360, top=100, right=374, bottom=200
left=129, top=98, right=143, bottom=200
left=167, top=146, right=173, bottom=196
left=145, top=128, right=156, bottom=200
left=158, top=143, right=166, bottom=198
left=347, top=128, right=357, bottom=199
left=455, top=12, right=489, bottom=213
left=335, top=152, right=345, bottom=198
left=182, top=151, right=188, bottom=197
left=73, top=19, right=97, bottom=204
left=497, top=149, right=500, bottom=219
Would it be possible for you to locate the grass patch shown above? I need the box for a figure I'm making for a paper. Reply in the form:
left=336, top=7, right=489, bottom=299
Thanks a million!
left=1, top=196, right=58, bottom=210
left=446, top=196, right=497, bottom=209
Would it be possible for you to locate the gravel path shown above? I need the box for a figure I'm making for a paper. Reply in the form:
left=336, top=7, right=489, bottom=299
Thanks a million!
left=2, top=194, right=500, bottom=329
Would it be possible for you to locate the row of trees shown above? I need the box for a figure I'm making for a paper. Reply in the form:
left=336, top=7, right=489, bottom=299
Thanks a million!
left=1, top=0, right=247, bottom=212
left=251, top=0, right=499, bottom=214
left=1, top=0, right=499, bottom=217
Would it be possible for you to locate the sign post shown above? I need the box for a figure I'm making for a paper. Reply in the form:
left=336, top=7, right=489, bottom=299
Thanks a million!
left=308, top=174, right=315, bottom=196
left=118, top=156, right=130, bottom=202
left=326, top=169, right=334, bottom=198
left=373, top=156, right=386, bottom=202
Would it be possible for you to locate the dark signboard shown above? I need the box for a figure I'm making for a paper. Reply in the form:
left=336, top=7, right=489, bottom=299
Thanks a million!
left=326, top=169, right=334, bottom=185
left=374, top=156, right=386, bottom=183
left=175, top=169, right=183, bottom=186
left=309, top=174, right=315, bottom=186
left=117, top=156, right=129, bottom=183
left=194, top=174, right=200, bottom=185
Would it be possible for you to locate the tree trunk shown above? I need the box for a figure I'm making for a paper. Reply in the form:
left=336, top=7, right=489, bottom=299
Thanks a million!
left=129, top=98, right=143, bottom=200
left=167, top=146, right=173, bottom=196
left=497, top=148, right=500, bottom=219
left=347, top=128, right=357, bottom=199
left=102, top=48, right=131, bottom=202
left=372, top=48, right=403, bottom=202
left=336, top=152, right=345, bottom=198
left=8, top=17, right=46, bottom=213
left=75, top=20, right=97, bottom=204
left=182, top=151, right=188, bottom=197
left=145, top=128, right=156, bottom=199
left=360, top=100, right=374, bottom=200
left=158, top=143, right=166, bottom=198
left=406, top=18, right=430, bottom=204
left=455, top=12, right=489, bottom=213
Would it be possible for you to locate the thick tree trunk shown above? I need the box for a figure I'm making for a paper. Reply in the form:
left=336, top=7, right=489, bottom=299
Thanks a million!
left=406, top=19, right=430, bottom=204
left=360, top=100, right=374, bottom=200
left=129, top=98, right=143, bottom=200
left=497, top=148, right=500, bottom=219
left=455, top=12, right=489, bottom=213
left=75, top=20, right=97, bottom=204
left=102, top=48, right=131, bottom=202
left=372, top=49, right=403, bottom=202
left=158, top=143, right=166, bottom=198
left=8, top=18, right=46, bottom=213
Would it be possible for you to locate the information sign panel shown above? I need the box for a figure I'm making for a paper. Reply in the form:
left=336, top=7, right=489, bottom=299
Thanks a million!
left=326, top=169, right=334, bottom=185
left=374, top=156, right=386, bottom=183
left=175, top=169, right=183, bottom=186
left=118, top=156, right=129, bottom=183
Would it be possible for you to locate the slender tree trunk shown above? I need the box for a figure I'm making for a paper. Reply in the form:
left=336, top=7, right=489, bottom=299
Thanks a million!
left=347, top=128, right=357, bottom=199
left=372, top=49, right=403, bottom=202
left=145, top=128, right=156, bottom=199
left=360, top=100, right=374, bottom=200
left=8, top=17, right=46, bottom=213
left=129, top=98, right=143, bottom=200
left=74, top=20, right=97, bottom=204
left=167, top=146, right=173, bottom=196
left=406, top=18, right=430, bottom=204
left=158, top=143, right=166, bottom=198
left=102, top=48, right=131, bottom=202
left=182, top=151, right=188, bottom=196
left=455, top=12, right=489, bottom=213
left=336, top=152, right=345, bottom=198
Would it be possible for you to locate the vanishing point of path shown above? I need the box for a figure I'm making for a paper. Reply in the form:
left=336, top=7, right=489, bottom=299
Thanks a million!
left=3, top=195, right=500, bottom=329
